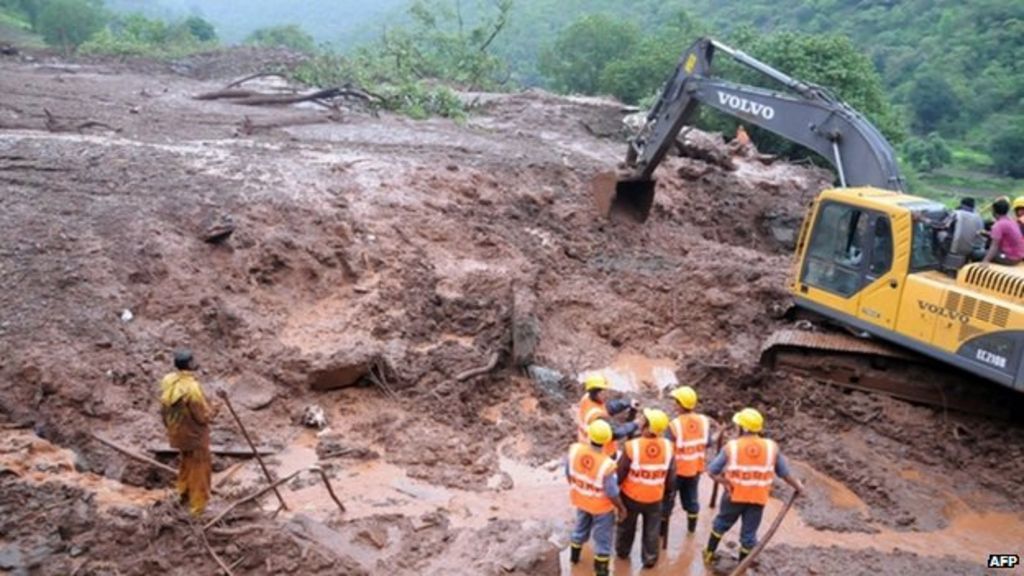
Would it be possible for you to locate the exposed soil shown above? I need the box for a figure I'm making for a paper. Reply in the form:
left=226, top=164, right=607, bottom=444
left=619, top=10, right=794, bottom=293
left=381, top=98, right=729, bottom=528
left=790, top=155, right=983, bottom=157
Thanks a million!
left=1, top=49, right=1022, bottom=575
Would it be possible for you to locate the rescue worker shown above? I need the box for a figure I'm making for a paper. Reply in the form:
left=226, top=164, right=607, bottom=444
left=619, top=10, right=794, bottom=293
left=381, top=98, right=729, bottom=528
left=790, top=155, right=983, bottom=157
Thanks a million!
left=567, top=419, right=627, bottom=576
left=664, top=386, right=717, bottom=535
left=159, top=349, right=217, bottom=516
left=703, top=408, right=803, bottom=565
left=576, top=373, right=639, bottom=457
left=615, top=409, right=675, bottom=568
left=1013, top=196, right=1024, bottom=234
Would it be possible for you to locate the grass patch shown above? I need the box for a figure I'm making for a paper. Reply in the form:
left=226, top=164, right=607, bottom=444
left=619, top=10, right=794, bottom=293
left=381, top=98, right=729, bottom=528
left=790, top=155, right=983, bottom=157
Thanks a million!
left=0, top=14, right=45, bottom=49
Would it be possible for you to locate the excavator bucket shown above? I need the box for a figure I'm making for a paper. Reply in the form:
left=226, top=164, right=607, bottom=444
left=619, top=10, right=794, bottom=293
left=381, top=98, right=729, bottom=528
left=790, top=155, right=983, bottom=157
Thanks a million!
left=590, top=171, right=656, bottom=223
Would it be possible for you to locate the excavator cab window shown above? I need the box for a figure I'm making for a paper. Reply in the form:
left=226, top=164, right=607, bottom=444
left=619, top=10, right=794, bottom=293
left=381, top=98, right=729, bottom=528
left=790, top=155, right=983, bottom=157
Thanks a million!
left=801, top=202, right=891, bottom=297
left=909, top=207, right=946, bottom=271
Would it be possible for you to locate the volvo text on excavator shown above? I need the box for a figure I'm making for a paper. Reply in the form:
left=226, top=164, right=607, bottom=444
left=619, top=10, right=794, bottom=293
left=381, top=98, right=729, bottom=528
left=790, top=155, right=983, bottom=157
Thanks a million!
left=596, top=37, right=1023, bottom=413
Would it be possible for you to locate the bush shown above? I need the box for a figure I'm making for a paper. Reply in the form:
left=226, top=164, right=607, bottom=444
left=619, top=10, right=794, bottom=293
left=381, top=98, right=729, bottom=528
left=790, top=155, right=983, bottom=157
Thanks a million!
left=988, top=116, right=1024, bottom=178
left=183, top=15, right=216, bottom=42
left=79, top=13, right=217, bottom=58
left=245, top=24, right=316, bottom=54
left=36, top=0, right=105, bottom=52
left=904, top=133, right=952, bottom=172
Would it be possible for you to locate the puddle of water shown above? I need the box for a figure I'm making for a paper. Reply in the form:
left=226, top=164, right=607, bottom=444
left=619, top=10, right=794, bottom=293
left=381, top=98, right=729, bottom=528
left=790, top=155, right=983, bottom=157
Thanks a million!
left=792, top=460, right=868, bottom=512
left=581, top=353, right=678, bottom=394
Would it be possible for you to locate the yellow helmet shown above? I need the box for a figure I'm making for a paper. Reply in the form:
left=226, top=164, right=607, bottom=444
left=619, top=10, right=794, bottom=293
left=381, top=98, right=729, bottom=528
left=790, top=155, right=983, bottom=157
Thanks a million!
left=584, top=373, right=610, bottom=392
left=670, top=386, right=698, bottom=410
left=642, top=408, right=670, bottom=435
left=1013, top=196, right=1024, bottom=212
left=587, top=419, right=613, bottom=445
left=732, top=408, right=764, bottom=433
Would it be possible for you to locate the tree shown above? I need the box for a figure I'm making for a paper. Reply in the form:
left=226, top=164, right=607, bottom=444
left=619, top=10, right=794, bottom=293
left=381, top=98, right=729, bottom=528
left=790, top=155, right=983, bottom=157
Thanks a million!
left=989, top=116, right=1024, bottom=178
left=183, top=15, right=216, bottom=42
left=36, top=0, right=105, bottom=53
left=703, top=30, right=905, bottom=159
left=245, top=24, right=316, bottom=54
left=538, top=14, right=639, bottom=95
left=598, top=10, right=703, bottom=104
left=904, top=133, right=952, bottom=173
left=908, top=71, right=959, bottom=134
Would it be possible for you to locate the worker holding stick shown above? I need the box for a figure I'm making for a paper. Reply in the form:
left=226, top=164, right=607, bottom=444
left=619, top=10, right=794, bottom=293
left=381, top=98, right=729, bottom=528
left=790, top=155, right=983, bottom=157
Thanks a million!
left=703, top=408, right=803, bottom=565
left=159, top=349, right=218, bottom=516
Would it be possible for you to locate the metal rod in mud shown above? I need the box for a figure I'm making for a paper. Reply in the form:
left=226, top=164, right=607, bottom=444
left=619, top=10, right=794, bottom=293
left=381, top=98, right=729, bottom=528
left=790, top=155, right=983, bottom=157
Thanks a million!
left=727, top=491, right=799, bottom=576
left=709, top=432, right=725, bottom=509
left=216, top=390, right=289, bottom=511
left=204, top=468, right=304, bottom=530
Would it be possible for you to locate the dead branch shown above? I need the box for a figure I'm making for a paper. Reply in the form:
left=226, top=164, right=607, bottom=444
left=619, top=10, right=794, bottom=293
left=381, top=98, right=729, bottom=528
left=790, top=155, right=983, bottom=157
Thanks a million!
left=203, top=466, right=346, bottom=531
left=204, top=468, right=304, bottom=530
left=90, top=433, right=177, bottom=476
left=311, top=466, right=346, bottom=513
left=43, top=108, right=120, bottom=134
left=224, top=72, right=290, bottom=90
left=456, top=352, right=500, bottom=382
left=195, top=87, right=376, bottom=107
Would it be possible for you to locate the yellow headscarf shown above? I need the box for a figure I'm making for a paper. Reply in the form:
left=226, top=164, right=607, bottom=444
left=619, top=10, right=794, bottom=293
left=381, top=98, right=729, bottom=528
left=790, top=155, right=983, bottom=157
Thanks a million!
left=160, top=371, right=205, bottom=407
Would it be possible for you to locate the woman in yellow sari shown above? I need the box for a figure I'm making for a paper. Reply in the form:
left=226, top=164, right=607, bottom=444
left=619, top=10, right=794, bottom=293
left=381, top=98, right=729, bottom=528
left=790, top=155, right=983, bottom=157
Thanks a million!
left=160, top=349, right=216, bottom=516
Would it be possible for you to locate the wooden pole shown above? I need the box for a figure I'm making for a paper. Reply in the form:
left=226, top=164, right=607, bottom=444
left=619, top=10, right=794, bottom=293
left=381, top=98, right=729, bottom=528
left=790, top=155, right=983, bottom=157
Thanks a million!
left=727, top=491, right=799, bottom=576
left=709, top=432, right=726, bottom=509
left=216, top=390, right=288, bottom=511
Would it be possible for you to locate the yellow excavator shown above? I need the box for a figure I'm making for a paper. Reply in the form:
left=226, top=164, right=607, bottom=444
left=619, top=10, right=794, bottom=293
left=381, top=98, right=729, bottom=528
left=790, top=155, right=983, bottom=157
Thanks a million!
left=597, top=38, right=1024, bottom=412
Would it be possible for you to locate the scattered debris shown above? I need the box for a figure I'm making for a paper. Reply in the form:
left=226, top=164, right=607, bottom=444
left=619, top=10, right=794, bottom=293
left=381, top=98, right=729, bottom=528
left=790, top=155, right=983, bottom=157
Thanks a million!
left=301, top=405, right=328, bottom=429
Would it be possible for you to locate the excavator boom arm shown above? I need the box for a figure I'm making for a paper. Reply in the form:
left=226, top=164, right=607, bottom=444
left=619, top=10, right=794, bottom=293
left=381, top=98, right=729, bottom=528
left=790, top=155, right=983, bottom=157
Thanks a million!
left=607, top=37, right=904, bottom=222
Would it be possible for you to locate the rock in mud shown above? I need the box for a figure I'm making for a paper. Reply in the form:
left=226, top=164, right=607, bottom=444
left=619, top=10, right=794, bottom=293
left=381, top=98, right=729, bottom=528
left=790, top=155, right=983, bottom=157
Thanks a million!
left=200, top=211, right=236, bottom=244
left=306, top=350, right=380, bottom=391
left=527, top=365, right=564, bottom=397
left=228, top=372, right=276, bottom=410
left=678, top=130, right=736, bottom=171
left=301, top=404, right=327, bottom=429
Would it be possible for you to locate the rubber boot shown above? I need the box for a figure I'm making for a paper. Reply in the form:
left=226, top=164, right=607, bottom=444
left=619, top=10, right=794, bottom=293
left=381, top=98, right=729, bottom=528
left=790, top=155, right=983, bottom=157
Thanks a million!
left=739, top=547, right=752, bottom=562
left=569, top=543, right=581, bottom=565
left=594, top=556, right=610, bottom=576
left=687, top=513, right=698, bottom=534
left=703, top=530, right=723, bottom=564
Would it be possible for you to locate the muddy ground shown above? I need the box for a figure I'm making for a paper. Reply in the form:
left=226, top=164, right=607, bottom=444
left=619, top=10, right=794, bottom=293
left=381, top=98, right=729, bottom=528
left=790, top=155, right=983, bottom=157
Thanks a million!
left=1, top=48, right=1022, bottom=575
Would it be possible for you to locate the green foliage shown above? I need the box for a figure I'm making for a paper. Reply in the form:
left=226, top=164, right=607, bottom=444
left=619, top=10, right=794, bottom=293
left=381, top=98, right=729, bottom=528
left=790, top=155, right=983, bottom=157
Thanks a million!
left=79, top=12, right=217, bottom=57
left=36, top=0, right=105, bottom=52
left=904, top=133, right=952, bottom=173
left=378, top=0, right=514, bottom=90
left=245, top=24, right=316, bottom=53
left=908, top=72, right=959, bottom=134
left=537, top=14, right=638, bottom=95
left=988, top=116, right=1024, bottom=178
left=596, top=11, right=703, bottom=104
left=183, top=15, right=216, bottom=42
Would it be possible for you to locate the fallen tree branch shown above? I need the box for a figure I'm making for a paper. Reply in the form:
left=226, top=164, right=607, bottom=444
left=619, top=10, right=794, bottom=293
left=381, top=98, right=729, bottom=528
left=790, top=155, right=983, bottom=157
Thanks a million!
left=203, top=466, right=346, bottom=531
left=194, top=87, right=376, bottom=107
left=224, top=72, right=290, bottom=90
left=456, top=352, right=500, bottom=382
left=43, top=108, right=120, bottom=133
left=90, top=433, right=177, bottom=476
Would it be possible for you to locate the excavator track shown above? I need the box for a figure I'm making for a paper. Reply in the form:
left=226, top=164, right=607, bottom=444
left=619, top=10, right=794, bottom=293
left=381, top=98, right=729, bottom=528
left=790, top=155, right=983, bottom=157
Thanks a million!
left=761, top=329, right=1011, bottom=417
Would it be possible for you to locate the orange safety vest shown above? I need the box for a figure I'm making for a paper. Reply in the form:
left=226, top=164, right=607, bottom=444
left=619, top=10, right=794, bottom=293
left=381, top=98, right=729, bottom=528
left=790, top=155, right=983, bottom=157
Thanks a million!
left=567, top=442, right=617, bottom=515
left=576, top=394, right=616, bottom=457
left=669, top=413, right=710, bottom=477
left=620, top=436, right=673, bottom=504
left=724, top=436, right=778, bottom=505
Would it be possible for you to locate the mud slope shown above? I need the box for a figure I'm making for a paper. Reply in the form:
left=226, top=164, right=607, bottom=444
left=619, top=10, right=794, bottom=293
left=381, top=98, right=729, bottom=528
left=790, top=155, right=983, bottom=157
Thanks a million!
left=1, top=52, right=1022, bottom=576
